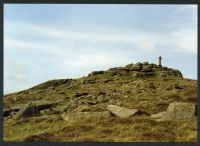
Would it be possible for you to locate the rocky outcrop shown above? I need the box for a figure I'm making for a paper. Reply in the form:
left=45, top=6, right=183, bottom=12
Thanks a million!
left=86, top=62, right=184, bottom=79
left=15, top=101, right=55, bottom=119
left=16, top=102, right=39, bottom=119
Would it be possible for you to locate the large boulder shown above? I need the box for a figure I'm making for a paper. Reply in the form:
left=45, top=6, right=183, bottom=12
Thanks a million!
left=107, top=105, right=149, bottom=118
left=165, top=102, right=196, bottom=120
left=151, top=102, right=196, bottom=121
left=62, top=111, right=111, bottom=121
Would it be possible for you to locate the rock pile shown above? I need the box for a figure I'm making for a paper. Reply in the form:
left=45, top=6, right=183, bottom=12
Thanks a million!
left=88, top=62, right=182, bottom=78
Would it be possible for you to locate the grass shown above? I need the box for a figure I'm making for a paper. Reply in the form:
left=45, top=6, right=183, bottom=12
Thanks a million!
left=4, top=115, right=197, bottom=142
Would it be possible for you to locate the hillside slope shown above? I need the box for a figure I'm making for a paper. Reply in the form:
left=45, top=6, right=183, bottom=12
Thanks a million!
left=3, top=62, right=197, bottom=142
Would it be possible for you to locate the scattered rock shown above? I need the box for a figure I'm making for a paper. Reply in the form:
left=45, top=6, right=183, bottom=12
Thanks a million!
left=62, top=111, right=111, bottom=121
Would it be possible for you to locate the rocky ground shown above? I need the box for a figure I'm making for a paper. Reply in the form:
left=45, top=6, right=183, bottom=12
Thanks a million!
left=3, top=62, right=197, bottom=142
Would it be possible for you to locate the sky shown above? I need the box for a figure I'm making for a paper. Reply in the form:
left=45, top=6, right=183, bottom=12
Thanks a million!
left=4, top=4, right=197, bottom=94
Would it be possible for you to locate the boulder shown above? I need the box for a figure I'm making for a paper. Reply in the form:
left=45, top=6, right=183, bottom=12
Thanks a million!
left=151, top=102, right=196, bottom=121
left=165, top=102, right=196, bottom=120
left=62, top=111, right=111, bottom=121
left=125, top=63, right=134, bottom=69
left=107, top=105, right=149, bottom=118
left=141, top=64, right=153, bottom=72
left=130, top=65, right=142, bottom=71
left=135, top=62, right=143, bottom=66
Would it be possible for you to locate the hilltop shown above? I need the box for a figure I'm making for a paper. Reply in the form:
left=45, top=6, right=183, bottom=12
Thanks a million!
left=3, top=61, right=197, bottom=142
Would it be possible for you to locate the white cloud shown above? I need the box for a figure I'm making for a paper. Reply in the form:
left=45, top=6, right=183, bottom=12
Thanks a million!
left=170, top=29, right=197, bottom=54
left=4, top=18, right=197, bottom=93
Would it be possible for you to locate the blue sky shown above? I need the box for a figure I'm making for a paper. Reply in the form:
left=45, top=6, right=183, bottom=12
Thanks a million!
left=4, top=4, right=197, bottom=94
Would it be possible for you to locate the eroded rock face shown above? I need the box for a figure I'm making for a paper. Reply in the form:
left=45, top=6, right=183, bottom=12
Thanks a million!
left=62, top=111, right=111, bottom=121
